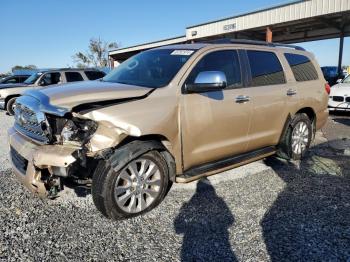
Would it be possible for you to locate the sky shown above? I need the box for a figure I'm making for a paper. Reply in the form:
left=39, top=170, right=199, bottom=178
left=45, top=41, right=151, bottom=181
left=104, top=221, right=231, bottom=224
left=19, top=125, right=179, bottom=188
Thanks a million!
left=0, top=0, right=349, bottom=73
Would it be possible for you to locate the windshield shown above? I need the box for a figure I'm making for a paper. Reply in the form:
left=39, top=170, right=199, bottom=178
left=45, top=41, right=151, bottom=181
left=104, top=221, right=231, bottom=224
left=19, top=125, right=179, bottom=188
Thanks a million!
left=103, top=49, right=196, bottom=88
left=24, top=72, right=43, bottom=84
left=342, top=75, right=350, bottom=83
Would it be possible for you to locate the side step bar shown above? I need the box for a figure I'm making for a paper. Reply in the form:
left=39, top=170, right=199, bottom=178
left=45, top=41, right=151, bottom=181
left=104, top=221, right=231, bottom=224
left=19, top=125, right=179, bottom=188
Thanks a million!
left=176, top=146, right=276, bottom=183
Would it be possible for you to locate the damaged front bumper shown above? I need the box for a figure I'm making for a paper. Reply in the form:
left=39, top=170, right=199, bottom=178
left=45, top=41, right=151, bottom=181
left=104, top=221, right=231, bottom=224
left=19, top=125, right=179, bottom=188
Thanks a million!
left=8, top=127, right=79, bottom=197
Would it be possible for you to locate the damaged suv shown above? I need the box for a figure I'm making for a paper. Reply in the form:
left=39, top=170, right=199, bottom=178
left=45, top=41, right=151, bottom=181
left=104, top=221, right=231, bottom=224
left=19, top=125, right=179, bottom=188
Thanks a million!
left=8, top=40, right=328, bottom=220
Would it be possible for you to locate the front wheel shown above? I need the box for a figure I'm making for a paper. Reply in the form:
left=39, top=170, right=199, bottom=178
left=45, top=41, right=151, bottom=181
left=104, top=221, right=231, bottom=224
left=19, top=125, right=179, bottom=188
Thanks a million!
left=277, top=113, right=313, bottom=160
left=92, top=150, right=170, bottom=220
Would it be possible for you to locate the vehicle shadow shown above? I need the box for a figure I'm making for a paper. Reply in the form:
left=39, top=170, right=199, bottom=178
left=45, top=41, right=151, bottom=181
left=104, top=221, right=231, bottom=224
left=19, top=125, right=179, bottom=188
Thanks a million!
left=333, top=117, right=350, bottom=126
left=262, top=140, right=350, bottom=261
left=174, top=178, right=237, bottom=262
left=329, top=111, right=350, bottom=117
left=63, top=179, right=91, bottom=198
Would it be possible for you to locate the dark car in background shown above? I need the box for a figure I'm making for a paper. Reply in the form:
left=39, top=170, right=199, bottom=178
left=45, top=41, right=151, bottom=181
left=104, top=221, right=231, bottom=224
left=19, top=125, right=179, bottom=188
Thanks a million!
left=0, top=75, right=30, bottom=84
left=321, top=66, right=347, bottom=86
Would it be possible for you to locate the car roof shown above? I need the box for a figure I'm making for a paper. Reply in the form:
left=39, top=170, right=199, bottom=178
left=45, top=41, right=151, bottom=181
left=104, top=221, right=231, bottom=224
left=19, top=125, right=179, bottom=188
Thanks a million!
left=155, top=40, right=307, bottom=53
left=155, top=43, right=210, bottom=50
left=37, top=68, right=103, bottom=73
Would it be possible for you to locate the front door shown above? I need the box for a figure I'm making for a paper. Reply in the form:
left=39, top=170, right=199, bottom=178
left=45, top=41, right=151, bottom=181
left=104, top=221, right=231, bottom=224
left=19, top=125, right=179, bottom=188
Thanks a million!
left=181, top=50, right=252, bottom=171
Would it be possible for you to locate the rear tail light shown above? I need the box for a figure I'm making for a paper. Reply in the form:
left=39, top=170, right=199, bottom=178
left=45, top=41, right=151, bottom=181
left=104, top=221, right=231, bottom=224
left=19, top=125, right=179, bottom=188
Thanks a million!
left=325, top=83, right=331, bottom=95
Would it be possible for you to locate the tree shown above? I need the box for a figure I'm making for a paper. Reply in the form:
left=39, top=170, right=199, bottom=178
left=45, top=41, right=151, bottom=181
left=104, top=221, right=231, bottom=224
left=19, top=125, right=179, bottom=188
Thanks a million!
left=11, top=65, right=37, bottom=72
left=73, top=38, right=118, bottom=68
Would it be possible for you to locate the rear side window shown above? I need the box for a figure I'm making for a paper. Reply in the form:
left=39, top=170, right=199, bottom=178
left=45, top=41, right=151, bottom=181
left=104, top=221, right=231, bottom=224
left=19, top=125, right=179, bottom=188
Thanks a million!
left=247, top=50, right=285, bottom=86
left=285, top=53, right=318, bottom=82
left=186, top=50, right=242, bottom=89
left=85, top=71, right=106, bottom=80
left=65, top=72, right=84, bottom=82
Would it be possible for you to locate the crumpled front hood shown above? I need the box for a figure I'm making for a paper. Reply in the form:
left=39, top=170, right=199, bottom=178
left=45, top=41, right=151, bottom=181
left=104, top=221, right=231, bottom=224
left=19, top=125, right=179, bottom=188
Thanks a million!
left=0, top=83, right=29, bottom=89
left=38, top=80, right=154, bottom=110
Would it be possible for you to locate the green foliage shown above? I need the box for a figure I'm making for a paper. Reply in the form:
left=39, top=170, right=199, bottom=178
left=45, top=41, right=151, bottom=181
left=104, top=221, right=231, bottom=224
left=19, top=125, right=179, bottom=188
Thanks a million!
left=73, top=38, right=118, bottom=67
left=11, top=65, right=37, bottom=72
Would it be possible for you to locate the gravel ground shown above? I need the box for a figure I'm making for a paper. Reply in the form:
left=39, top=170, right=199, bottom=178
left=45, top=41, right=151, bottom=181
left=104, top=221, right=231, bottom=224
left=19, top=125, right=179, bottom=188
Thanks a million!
left=0, top=112, right=349, bottom=261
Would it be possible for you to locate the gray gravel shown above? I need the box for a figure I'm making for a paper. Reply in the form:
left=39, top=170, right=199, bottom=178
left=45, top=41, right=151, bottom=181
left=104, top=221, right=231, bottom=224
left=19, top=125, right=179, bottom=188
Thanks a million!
left=0, top=111, right=349, bottom=261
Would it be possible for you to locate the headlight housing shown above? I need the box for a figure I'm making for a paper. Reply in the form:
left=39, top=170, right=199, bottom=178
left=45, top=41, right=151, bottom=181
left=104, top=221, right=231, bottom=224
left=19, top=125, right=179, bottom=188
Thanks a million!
left=60, top=118, right=98, bottom=146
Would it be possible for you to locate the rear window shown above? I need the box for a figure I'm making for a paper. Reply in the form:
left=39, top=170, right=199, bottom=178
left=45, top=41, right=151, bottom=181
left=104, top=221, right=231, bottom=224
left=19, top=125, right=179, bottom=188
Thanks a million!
left=65, top=72, right=84, bottom=82
left=247, top=50, right=285, bottom=86
left=85, top=71, right=106, bottom=80
left=285, top=53, right=319, bottom=82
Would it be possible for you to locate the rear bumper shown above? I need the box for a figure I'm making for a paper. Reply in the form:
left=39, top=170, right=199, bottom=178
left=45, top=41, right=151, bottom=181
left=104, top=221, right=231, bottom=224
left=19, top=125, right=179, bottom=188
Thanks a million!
left=8, top=127, right=79, bottom=197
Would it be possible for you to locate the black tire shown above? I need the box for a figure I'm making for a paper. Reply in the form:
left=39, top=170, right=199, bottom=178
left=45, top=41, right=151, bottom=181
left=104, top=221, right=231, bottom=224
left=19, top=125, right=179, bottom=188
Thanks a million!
left=277, top=113, right=313, bottom=160
left=6, top=97, right=17, bottom=116
left=92, top=148, right=170, bottom=220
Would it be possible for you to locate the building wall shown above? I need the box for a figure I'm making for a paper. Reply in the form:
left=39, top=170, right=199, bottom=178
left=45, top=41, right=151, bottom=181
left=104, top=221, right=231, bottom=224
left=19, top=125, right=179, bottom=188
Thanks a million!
left=186, top=0, right=350, bottom=40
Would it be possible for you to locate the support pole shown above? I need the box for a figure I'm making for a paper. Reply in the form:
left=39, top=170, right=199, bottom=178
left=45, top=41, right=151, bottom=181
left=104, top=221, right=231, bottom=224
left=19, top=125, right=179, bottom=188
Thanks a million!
left=109, top=57, right=115, bottom=69
left=266, top=27, right=273, bottom=42
left=338, top=32, right=344, bottom=75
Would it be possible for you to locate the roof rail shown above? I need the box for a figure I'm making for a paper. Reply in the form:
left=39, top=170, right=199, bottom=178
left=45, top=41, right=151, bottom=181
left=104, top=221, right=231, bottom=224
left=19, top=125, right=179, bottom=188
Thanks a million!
left=204, top=39, right=305, bottom=51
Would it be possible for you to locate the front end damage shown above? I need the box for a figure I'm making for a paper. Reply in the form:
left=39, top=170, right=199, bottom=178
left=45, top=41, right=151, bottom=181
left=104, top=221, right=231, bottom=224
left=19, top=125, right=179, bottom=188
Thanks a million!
left=8, top=90, right=137, bottom=198
left=8, top=127, right=78, bottom=197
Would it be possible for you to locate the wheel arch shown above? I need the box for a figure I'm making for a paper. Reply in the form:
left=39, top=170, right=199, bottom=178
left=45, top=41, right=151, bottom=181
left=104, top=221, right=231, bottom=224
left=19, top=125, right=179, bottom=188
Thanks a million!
left=279, top=107, right=317, bottom=145
left=295, top=107, right=317, bottom=137
left=5, top=94, right=20, bottom=107
left=295, top=107, right=316, bottom=123
left=115, top=134, right=177, bottom=182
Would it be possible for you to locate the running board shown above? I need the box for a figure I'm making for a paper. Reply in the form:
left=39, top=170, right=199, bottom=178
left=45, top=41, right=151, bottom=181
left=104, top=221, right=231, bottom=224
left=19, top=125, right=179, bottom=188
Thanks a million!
left=176, top=146, right=276, bottom=183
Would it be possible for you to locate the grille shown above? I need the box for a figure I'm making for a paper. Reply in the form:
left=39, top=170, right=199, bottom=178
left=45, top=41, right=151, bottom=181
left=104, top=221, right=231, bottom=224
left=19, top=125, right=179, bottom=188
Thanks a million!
left=346, top=97, right=350, bottom=103
left=333, top=96, right=344, bottom=102
left=10, top=147, right=28, bottom=175
left=13, top=101, right=50, bottom=144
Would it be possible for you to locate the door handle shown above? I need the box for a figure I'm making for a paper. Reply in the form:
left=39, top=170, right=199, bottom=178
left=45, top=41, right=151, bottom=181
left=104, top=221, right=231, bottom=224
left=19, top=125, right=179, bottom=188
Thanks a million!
left=287, top=89, right=297, bottom=96
left=235, top=95, right=250, bottom=103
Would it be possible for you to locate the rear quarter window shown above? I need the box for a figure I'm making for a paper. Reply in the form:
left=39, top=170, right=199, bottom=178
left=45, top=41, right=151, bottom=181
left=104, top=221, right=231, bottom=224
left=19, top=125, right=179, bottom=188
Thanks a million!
left=85, top=71, right=106, bottom=80
left=284, top=53, right=319, bottom=82
left=247, top=50, right=286, bottom=86
left=65, top=72, right=84, bottom=82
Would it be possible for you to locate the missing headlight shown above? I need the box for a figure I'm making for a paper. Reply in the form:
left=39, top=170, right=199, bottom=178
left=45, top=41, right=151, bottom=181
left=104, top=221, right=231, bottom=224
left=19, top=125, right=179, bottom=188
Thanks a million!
left=60, top=118, right=98, bottom=146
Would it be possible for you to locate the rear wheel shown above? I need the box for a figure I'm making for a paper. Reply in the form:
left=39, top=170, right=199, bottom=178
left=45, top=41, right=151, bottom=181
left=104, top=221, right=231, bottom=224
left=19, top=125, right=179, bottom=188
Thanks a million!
left=277, top=113, right=312, bottom=160
left=6, top=97, right=17, bottom=115
left=92, top=149, right=170, bottom=220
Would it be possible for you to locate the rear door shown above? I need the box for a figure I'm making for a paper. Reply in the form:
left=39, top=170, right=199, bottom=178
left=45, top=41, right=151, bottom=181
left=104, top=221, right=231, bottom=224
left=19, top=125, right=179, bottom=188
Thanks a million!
left=243, top=50, right=291, bottom=151
left=181, top=49, right=253, bottom=170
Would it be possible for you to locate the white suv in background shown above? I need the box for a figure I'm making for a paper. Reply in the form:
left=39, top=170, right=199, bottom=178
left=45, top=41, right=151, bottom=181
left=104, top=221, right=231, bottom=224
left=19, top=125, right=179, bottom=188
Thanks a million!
left=0, top=68, right=106, bottom=115
left=329, top=74, right=350, bottom=111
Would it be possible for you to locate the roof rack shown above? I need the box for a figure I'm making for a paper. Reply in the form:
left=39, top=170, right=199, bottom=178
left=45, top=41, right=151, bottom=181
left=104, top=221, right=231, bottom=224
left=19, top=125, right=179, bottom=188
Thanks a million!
left=204, top=39, right=305, bottom=51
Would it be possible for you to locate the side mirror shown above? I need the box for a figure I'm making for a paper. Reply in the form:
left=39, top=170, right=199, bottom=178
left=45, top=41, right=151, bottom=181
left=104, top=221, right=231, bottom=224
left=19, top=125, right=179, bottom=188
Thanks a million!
left=39, top=80, right=46, bottom=86
left=186, top=71, right=227, bottom=93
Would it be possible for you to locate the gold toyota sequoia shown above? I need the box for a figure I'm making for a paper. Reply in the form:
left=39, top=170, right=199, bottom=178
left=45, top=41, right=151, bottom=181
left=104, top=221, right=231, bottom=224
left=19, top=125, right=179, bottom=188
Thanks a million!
left=8, top=40, right=329, bottom=220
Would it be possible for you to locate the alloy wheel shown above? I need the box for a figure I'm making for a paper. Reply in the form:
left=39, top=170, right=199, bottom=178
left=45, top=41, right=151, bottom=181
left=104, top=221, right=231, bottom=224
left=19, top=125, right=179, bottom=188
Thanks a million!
left=291, top=121, right=309, bottom=155
left=114, top=158, right=162, bottom=213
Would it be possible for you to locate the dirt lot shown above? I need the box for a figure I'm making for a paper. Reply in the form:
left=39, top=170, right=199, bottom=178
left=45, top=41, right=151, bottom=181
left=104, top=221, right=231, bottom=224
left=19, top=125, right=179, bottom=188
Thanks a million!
left=0, top=111, right=349, bottom=262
